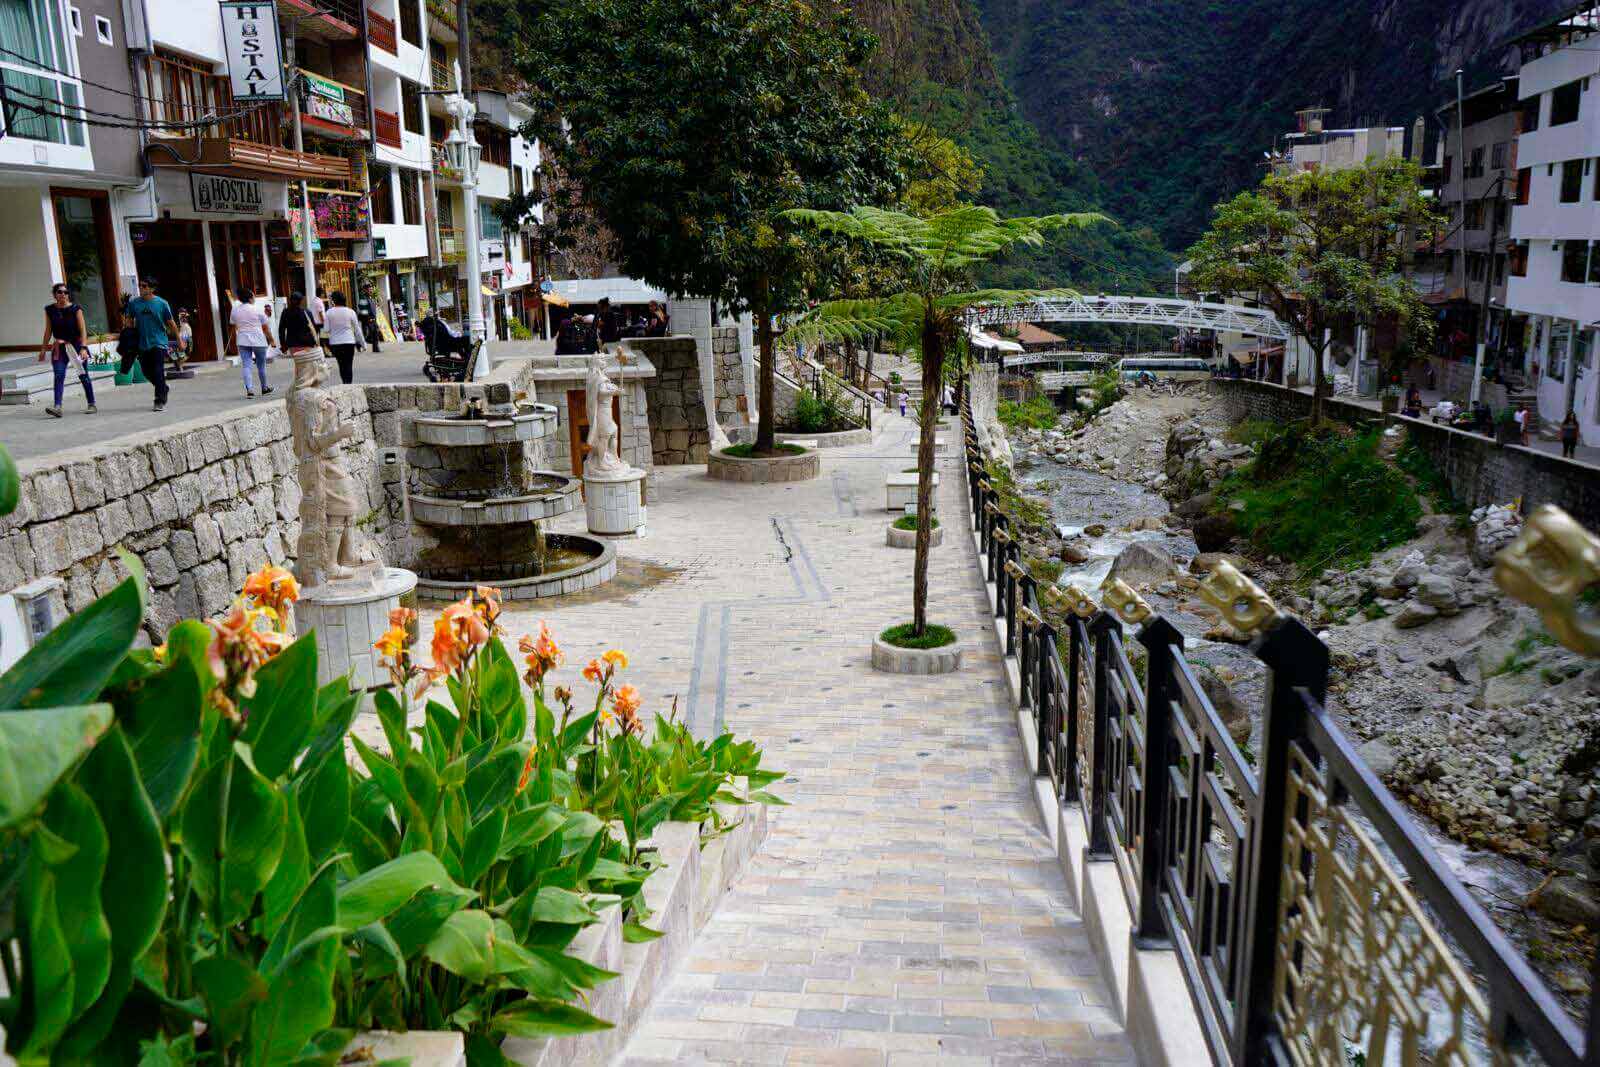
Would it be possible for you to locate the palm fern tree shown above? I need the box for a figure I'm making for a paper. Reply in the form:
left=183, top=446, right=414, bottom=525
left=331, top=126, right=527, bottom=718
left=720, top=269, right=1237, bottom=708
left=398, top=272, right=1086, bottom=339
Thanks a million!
left=784, top=205, right=1107, bottom=638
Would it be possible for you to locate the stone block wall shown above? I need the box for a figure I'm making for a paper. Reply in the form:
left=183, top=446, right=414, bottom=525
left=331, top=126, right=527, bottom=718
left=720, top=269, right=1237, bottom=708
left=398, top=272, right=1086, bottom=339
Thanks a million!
left=634, top=337, right=713, bottom=464
left=1209, top=378, right=1600, bottom=528
left=530, top=375, right=653, bottom=478
left=3, top=390, right=384, bottom=642
left=711, top=326, right=747, bottom=425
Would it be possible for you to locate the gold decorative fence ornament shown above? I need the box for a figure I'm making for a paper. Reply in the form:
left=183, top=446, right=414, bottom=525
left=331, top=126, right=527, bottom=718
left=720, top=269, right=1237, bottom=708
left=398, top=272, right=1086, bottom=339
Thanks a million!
left=1099, top=577, right=1152, bottom=626
left=1055, top=582, right=1099, bottom=619
left=1016, top=605, right=1043, bottom=631
left=1493, top=504, right=1600, bottom=656
left=1003, top=559, right=1028, bottom=582
left=1196, top=559, right=1283, bottom=636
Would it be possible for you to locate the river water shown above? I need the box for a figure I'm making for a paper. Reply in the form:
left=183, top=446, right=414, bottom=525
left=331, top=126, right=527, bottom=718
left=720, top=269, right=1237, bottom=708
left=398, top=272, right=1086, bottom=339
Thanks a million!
left=1013, top=446, right=1589, bottom=1039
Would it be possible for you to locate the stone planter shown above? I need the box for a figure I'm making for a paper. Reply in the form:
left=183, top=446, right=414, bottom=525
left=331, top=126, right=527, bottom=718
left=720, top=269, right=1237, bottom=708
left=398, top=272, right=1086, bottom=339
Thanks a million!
left=871, top=632, right=962, bottom=675
left=584, top=468, right=647, bottom=536
left=887, top=522, right=942, bottom=549
left=707, top=446, right=820, bottom=483
left=776, top=426, right=871, bottom=449
left=885, top=471, right=939, bottom=512
left=296, top=567, right=418, bottom=688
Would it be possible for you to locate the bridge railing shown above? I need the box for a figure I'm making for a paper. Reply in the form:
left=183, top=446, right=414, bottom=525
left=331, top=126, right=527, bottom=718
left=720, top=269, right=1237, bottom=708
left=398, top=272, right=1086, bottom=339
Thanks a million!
left=959, top=392, right=1598, bottom=1066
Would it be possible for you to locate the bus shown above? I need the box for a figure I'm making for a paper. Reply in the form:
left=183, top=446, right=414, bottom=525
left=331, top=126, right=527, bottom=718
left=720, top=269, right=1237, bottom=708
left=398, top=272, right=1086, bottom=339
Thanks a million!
left=1115, top=357, right=1212, bottom=383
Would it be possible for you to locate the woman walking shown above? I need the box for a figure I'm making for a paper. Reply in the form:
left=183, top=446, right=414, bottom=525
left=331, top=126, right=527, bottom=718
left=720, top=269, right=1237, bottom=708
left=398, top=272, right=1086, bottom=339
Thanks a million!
left=38, top=283, right=97, bottom=417
left=229, top=287, right=276, bottom=397
left=279, top=291, right=321, bottom=372
left=1560, top=411, right=1581, bottom=459
left=323, top=291, right=365, bottom=384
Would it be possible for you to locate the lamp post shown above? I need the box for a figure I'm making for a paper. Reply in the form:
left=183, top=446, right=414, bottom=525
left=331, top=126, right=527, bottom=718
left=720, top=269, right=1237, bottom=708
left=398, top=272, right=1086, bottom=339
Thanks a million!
left=443, top=84, right=488, bottom=380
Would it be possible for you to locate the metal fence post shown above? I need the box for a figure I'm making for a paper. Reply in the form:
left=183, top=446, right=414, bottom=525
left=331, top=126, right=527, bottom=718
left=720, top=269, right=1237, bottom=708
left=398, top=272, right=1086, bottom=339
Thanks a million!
left=1086, top=611, right=1120, bottom=858
left=1037, top=620, right=1057, bottom=781
left=1133, top=615, right=1184, bottom=948
left=1017, top=575, right=1037, bottom=710
left=1062, top=617, right=1083, bottom=803
left=1232, top=616, right=1330, bottom=1064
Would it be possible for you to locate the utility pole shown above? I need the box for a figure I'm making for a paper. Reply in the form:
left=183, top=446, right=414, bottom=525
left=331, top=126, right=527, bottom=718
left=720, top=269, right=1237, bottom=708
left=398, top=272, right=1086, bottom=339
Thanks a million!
left=1455, top=69, right=1470, bottom=397
left=1471, top=173, right=1505, bottom=405
left=287, top=30, right=317, bottom=301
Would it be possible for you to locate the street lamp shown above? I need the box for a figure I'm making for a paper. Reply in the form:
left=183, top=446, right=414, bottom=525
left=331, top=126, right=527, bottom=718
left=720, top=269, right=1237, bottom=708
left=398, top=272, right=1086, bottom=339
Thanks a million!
left=443, top=86, right=489, bottom=380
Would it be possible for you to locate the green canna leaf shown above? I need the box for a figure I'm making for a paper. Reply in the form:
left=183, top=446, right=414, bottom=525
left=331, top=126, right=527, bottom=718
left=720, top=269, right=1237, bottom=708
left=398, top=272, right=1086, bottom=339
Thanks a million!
left=0, top=558, right=145, bottom=711
left=297, top=748, right=350, bottom=866
left=193, top=954, right=269, bottom=1054
left=0, top=704, right=112, bottom=830
left=423, top=909, right=496, bottom=983
left=240, top=634, right=318, bottom=780
left=490, top=998, right=614, bottom=1037
left=338, top=851, right=467, bottom=930
left=105, top=643, right=203, bottom=820
left=180, top=747, right=288, bottom=925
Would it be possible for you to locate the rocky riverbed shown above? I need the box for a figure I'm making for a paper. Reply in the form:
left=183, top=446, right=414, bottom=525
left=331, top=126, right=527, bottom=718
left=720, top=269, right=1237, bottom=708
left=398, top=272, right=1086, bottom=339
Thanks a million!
left=1003, top=382, right=1600, bottom=1009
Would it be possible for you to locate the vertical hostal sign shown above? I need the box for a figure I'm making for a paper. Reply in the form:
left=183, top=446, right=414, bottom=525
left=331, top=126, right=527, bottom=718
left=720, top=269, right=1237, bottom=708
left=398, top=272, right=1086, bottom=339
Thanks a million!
left=219, top=2, right=286, bottom=100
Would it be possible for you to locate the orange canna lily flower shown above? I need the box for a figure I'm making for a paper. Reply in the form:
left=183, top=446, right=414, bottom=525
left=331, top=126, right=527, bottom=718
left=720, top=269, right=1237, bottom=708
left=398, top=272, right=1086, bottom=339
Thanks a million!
left=389, top=606, right=418, bottom=631
left=601, top=649, right=628, bottom=670
left=582, top=659, right=603, bottom=684
left=518, top=621, right=562, bottom=683
left=374, top=625, right=408, bottom=662
left=206, top=601, right=287, bottom=698
left=241, top=564, right=300, bottom=621
left=431, top=598, right=490, bottom=677
left=612, top=684, right=642, bottom=734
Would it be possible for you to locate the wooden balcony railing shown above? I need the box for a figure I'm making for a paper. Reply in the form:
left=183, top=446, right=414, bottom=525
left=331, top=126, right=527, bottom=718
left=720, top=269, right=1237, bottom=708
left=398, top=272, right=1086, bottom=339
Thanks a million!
left=143, top=51, right=283, bottom=147
left=437, top=226, right=465, bottom=263
left=430, top=57, right=451, bottom=91
left=367, top=8, right=397, bottom=53
left=374, top=107, right=402, bottom=149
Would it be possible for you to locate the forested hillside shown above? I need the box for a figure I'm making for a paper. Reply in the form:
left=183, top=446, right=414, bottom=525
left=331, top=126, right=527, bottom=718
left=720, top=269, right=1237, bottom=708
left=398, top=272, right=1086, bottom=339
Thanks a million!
left=973, top=0, right=1565, bottom=249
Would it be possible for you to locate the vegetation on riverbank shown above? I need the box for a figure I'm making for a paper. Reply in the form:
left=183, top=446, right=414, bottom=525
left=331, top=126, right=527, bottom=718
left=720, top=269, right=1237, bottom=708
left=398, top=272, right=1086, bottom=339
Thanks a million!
left=996, top=395, right=1059, bottom=430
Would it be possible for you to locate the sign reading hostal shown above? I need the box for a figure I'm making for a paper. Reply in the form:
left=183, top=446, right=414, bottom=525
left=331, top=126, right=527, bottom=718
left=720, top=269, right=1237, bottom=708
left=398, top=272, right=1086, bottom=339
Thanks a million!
left=191, top=173, right=264, bottom=215
left=219, top=2, right=285, bottom=100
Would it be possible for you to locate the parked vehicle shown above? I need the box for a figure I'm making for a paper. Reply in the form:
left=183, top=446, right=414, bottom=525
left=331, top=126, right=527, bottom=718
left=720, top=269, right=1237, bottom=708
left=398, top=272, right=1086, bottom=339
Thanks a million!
left=1115, top=356, right=1211, bottom=382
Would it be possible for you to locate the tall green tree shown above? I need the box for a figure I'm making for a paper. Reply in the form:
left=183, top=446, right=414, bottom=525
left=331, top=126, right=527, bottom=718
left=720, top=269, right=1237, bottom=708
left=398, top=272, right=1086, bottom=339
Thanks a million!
left=521, top=0, right=905, bottom=455
left=786, top=205, right=1105, bottom=636
left=1185, top=157, right=1439, bottom=425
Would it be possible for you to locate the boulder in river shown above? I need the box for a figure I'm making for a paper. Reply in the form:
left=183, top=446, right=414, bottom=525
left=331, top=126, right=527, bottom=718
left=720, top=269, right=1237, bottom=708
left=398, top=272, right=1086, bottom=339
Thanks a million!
left=1175, top=491, right=1215, bottom=518
left=1108, top=541, right=1177, bottom=586
left=1533, top=875, right=1600, bottom=927
left=1393, top=601, right=1439, bottom=629
left=1193, top=512, right=1238, bottom=553
left=1194, top=664, right=1251, bottom=744
left=1059, top=542, right=1091, bottom=564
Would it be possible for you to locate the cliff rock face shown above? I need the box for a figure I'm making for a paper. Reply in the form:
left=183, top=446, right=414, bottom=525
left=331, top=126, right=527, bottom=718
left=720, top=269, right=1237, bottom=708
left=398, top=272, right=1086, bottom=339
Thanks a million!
left=972, top=0, right=1563, bottom=249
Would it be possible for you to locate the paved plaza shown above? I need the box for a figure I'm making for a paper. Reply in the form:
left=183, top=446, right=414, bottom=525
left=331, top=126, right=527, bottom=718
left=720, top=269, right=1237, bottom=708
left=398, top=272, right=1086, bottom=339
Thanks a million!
left=402, top=413, right=1131, bottom=1066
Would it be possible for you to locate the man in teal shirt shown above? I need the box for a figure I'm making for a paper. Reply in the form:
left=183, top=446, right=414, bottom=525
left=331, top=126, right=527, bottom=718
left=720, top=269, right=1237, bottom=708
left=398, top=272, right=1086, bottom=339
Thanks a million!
left=123, top=277, right=179, bottom=411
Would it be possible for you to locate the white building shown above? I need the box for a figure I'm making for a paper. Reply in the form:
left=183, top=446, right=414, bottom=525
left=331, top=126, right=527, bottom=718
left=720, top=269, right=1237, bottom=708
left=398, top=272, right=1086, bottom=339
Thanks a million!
left=1273, top=108, right=1406, bottom=175
left=1506, top=6, right=1600, bottom=445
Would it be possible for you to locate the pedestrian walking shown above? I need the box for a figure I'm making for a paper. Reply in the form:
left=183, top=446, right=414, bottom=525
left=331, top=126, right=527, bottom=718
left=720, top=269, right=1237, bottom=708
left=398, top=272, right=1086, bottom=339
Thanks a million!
left=38, top=283, right=96, bottom=417
left=1560, top=412, right=1580, bottom=458
left=324, top=291, right=365, bottom=384
left=1515, top=405, right=1529, bottom=446
left=309, top=286, right=329, bottom=352
left=122, top=277, right=178, bottom=411
left=229, top=287, right=276, bottom=397
left=279, top=291, right=322, bottom=373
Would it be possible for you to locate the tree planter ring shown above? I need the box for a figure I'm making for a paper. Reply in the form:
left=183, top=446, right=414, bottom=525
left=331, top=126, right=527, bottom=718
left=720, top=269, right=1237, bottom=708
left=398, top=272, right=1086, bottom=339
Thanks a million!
left=707, top=447, right=820, bottom=483
left=871, top=632, right=962, bottom=675
left=887, top=523, right=942, bottom=549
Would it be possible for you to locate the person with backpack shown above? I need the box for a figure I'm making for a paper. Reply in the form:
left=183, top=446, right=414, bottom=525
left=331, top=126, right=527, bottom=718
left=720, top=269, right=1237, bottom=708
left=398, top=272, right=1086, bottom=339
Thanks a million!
left=38, top=282, right=97, bottom=417
left=122, top=277, right=178, bottom=411
left=279, top=291, right=321, bottom=365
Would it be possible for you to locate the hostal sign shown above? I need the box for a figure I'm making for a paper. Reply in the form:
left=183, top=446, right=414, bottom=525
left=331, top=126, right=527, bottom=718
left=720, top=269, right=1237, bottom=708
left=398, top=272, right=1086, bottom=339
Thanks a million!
left=219, top=1, right=285, bottom=100
left=191, top=174, right=264, bottom=215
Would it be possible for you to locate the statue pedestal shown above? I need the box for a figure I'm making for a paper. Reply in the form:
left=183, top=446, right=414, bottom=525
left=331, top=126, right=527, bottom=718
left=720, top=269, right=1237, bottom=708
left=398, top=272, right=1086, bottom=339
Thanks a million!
left=296, top=567, right=418, bottom=689
left=584, top=468, right=647, bottom=537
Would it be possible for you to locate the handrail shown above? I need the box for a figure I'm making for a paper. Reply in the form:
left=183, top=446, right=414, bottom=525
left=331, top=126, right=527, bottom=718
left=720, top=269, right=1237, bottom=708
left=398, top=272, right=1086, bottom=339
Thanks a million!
left=958, top=384, right=1597, bottom=1067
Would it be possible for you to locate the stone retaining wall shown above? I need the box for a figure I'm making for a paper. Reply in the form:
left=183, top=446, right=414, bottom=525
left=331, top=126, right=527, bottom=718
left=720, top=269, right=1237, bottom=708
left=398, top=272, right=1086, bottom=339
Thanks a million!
left=633, top=337, right=713, bottom=465
left=1209, top=378, right=1600, bottom=527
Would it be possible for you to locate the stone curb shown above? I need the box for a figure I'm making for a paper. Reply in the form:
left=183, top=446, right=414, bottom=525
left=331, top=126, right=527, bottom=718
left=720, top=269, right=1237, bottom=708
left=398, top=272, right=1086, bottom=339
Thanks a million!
left=775, top=427, right=871, bottom=449
left=886, top=523, right=943, bottom=549
left=870, top=632, right=962, bottom=674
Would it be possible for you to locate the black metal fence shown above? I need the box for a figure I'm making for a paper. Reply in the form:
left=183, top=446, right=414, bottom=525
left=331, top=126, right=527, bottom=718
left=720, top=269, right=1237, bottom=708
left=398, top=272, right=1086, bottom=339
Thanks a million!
left=959, top=393, right=1598, bottom=1066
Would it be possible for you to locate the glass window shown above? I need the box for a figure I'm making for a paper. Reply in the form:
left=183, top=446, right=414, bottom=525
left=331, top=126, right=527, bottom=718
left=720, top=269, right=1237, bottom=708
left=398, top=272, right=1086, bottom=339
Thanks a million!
left=400, top=171, right=419, bottom=225
left=1551, top=320, right=1572, bottom=379
left=1520, top=95, right=1541, bottom=133
left=1552, top=80, right=1583, bottom=125
left=1562, top=159, right=1585, bottom=203
left=1562, top=240, right=1590, bottom=283
left=368, top=163, right=394, bottom=224
left=479, top=208, right=503, bottom=240
left=0, top=0, right=84, bottom=146
left=398, top=0, right=420, bottom=46
left=52, top=191, right=114, bottom=334
left=1491, top=142, right=1508, bottom=170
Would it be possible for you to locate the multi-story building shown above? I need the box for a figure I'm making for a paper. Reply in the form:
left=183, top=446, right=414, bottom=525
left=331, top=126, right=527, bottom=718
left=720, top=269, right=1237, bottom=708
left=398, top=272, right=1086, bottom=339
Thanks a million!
left=1271, top=107, right=1407, bottom=175
left=1428, top=77, right=1522, bottom=393
left=0, top=0, right=145, bottom=382
left=1505, top=5, right=1600, bottom=444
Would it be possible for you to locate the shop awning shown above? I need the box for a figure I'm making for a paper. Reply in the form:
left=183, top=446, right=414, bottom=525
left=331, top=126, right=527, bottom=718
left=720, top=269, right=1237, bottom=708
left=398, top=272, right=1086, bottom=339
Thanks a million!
left=481, top=285, right=497, bottom=297
left=542, top=291, right=571, bottom=307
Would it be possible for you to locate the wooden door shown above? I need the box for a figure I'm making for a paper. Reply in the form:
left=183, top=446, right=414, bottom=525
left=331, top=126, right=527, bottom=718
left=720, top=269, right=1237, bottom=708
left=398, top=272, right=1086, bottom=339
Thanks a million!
left=565, top=388, right=622, bottom=477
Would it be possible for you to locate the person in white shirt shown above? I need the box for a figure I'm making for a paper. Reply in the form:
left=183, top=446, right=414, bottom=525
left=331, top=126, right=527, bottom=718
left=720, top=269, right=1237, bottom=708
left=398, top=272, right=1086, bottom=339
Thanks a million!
left=323, top=291, right=366, bottom=384
left=227, top=288, right=276, bottom=397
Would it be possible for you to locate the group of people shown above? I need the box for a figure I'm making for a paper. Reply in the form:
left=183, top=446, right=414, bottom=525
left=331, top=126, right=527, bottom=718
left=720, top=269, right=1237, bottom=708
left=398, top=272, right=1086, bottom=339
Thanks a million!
left=35, top=278, right=369, bottom=418
left=554, top=298, right=669, bottom=355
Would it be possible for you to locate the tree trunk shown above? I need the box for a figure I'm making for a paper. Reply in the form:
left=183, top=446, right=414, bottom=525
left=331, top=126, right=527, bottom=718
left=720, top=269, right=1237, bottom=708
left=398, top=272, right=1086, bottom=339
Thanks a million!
left=755, top=283, right=776, bottom=455
left=912, top=319, right=943, bottom=637
left=1311, top=338, right=1326, bottom=426
left=864, top=347, right=875, bottom=393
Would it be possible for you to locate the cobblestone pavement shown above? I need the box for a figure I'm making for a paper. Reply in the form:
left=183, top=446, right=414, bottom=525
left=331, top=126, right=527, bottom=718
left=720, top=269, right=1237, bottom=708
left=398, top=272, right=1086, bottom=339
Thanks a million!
left=413, top=412, right=1132, bottom=1066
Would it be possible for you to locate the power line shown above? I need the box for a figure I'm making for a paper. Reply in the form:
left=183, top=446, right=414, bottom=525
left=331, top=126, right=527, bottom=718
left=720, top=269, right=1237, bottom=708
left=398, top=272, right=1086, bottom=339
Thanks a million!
left=0, top=41, right=149, bottom=101
left=4, top=85, right=279, bottom=131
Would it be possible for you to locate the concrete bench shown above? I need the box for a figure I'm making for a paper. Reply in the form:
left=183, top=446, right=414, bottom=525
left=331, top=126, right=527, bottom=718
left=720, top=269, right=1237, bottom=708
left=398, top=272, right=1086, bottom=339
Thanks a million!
left=886, top=471, right=939, bottom=513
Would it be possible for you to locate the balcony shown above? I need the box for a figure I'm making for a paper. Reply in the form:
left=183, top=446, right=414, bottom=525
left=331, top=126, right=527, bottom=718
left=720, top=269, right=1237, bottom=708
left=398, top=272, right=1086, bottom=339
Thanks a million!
left=426, top=0, right=456, bottom=39
left=294, top=69, right=369, bottom=143
left=374, top=107, right=402, bottom=149
left=148, top=137, right=353, bottom=183
left=431, top=141, right=461, bottom=183
left=430, top=57, right=451, bottom=91
left=275, top=0, right=362, bottom=41
left=367, top=8, right=397, bottom=53
left=437, top=226, right=466, bottom=263
left=308, top=187, right=371, bottom=240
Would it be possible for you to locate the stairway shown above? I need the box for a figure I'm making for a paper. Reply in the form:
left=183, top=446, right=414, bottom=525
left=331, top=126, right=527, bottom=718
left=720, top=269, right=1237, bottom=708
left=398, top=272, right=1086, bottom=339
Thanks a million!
left=1502, top=371, right=1541, bottom=436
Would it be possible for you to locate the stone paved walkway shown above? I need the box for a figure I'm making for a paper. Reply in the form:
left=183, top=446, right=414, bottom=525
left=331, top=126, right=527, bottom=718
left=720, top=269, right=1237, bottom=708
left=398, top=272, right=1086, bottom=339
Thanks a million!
left=425, top=413, right=1132, bottom=1066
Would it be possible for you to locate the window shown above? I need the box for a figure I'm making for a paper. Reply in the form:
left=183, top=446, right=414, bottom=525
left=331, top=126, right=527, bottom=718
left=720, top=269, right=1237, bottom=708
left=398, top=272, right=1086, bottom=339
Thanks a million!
left=401, top=82, right=422, bottom=134
left=1517, top=167, right=1531, bottom=205
left=1510, top=241, right=1528, bottom=277
left=52, top=190, right=117, bottom=335
left=1467, top=146, right=1485, bottom=179
left=1552, top=80, right=1583, bottom=125
left=93, top=13, right=109, bottom=43
left=1466, top=200, right=1485, bottom=229
left=479, top=208, right=503, bottom=241
left=1562, top=239, right=1591, bottom=283
left=1520, top=95, right=1541, bottom=133
left=67, top=5, right=79, bottom=33
left=1562, top=159, right=1585, bottom=203
left=398, top=0, right=420, bottom=46
left=368, top=163, right=394, bottom=224
left=1551, top=320, right=1572, bottom=380
left=400, top=171, right=419, bottom=226
left=0, top=0, right=86, bottom=146
left=1467, top=252, right=1486, bottom=282
left=1491, top=141, right=1508, bottom=170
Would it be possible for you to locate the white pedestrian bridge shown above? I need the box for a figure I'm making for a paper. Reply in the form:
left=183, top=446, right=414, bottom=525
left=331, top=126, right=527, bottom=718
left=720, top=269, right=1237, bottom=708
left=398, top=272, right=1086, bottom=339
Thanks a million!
left=969, top=294, right=1291, bottom=341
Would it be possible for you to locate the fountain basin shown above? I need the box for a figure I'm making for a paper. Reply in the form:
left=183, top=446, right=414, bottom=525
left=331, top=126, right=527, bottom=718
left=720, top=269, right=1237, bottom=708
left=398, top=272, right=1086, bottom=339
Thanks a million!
left=412, top=402, right=558, bottom=447
left=416, top=534, right=617, bottom=602
left=410, top=472, right=581, bottom=527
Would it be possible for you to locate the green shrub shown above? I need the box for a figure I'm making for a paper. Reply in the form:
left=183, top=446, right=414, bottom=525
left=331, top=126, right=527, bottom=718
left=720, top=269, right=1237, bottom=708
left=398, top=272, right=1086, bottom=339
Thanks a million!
left=1395, top=432, right=1466, bottom=516
left=880, top=623, right=957, bottom=649
left=1225, top=419, right=1278, bottom=449
left=1216, top=423, right=1422, bottom=573
left=508, top=317, right=533, bottom=340
left=723, top=442, right=806, bottom=458
left=893, top=515, right=939, bottom=530
left=1028, top=557, right=1064, bottom=583
left=1088, top=369, right=1121, bottom=412
left=1490, top=629, right=1558, bottom=677
left=996, top=395, right=1059, bottom=430
left=785, top=380, right=857, bottom=434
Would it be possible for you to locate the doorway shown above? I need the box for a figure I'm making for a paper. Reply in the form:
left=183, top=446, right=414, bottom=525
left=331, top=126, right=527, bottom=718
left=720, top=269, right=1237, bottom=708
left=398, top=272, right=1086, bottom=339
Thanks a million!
left=565, top=388, right=622, bottom=477
left=131, top=220, right=216, bottom=362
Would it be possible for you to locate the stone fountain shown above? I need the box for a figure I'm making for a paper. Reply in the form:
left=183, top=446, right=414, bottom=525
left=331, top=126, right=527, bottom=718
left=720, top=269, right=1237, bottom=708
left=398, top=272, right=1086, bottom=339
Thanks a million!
left=407, top=380, right=616, bottom=601
left=287, top=349, right=417, bottom=688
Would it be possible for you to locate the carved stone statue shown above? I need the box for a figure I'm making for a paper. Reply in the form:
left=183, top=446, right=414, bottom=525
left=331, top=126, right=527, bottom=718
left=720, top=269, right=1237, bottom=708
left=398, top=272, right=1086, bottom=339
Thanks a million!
left=288, top=349, right=376, bottom=587
left=583, top=353, right=629, bottom=478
